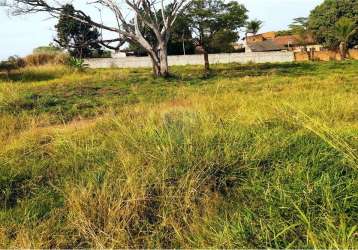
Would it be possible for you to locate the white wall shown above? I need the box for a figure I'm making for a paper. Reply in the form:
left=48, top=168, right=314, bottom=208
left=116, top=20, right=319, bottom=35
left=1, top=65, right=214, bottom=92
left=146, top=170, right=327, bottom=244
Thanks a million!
left=85, top=51, right=294, bottom=68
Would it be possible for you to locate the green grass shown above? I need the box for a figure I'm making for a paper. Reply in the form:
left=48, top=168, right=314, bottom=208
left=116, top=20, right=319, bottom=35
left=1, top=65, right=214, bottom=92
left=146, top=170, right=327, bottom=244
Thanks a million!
left=0, top=61, right=357, bottom=248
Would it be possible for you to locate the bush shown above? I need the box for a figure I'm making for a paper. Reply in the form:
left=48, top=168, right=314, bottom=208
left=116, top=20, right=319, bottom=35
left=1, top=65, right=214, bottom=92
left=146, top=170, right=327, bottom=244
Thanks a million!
left=54, top=53, right=70, bottom=65
left=7, top=56, right=26, bottom=68
left=0, top=61, right=14, bottom=75
left=24, top=53, right=70, bottom=66
left=67, top=57, right=89, bottom=72
left=0, top=56, right=26, bottom=75
left=0, top=53, right=69, bottom=72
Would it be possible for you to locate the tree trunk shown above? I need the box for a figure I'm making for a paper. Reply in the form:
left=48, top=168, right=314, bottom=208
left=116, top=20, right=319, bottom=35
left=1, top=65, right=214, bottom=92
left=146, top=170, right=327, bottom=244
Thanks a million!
left=304, top=46, right=312, bottom=61
left=159, top=44, right=169, bottom=77
left=148, top=50, right=169, bottom=78
left=135, top=30, right=170, bottom=78
left=203, top=50, right=210, bottom=72
left=5, top=69, right=10, bottom=79
left=149, top=54, right=161, bottom=77
left=339, top=41, right=347, bottom=60
left=142, top=40, right=169, bottom=78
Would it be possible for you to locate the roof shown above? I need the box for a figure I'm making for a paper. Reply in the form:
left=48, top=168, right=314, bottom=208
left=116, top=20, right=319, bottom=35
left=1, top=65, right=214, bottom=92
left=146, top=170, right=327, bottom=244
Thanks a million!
left=248, top=40, right=286, bottom=52
left=261, top=32, right=276, bottom=40
left=272, top=35, right=316, bottom=46
left=246, top=32, right=276, bottom=41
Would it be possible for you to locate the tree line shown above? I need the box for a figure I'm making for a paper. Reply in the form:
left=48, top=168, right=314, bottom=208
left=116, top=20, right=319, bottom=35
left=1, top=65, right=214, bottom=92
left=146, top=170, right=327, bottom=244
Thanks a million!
left=53, top=0, right=249, bottom=73
left=276, top=0, right=357, bottom=59
left=1, top=0, right=357, bottom=77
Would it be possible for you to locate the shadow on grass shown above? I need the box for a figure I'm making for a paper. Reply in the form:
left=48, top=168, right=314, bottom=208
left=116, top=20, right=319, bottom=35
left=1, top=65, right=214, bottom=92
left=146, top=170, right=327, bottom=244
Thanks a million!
left=0, top=70, right=58, bottom=83
left=122, top=63, right=325, bottom=88
left=164, top=62, right=321, bottom=84
left=1, top=60, right=355, bottom=126
left=126, top=60, right=356, bottom=83
left=211, top=62, right=321, bottom=78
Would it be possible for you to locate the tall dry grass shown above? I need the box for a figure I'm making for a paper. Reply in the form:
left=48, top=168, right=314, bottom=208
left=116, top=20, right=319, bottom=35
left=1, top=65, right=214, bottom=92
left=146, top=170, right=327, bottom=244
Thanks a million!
left=0, top=61, right=357, bottom=248
left=24, top=53, right=70, bottom=67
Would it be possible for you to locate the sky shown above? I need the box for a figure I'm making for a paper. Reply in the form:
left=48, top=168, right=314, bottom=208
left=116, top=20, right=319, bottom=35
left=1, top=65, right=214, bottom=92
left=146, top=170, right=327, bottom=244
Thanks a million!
left=0, top=0, right=323, bottom=60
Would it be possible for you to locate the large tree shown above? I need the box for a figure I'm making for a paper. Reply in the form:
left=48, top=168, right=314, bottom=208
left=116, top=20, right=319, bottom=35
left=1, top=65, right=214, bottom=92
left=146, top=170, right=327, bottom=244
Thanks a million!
left=128, top=11, right=194, bottom=56
left=1, top=0, right=190, bottom=77
left=289, top=17, right=311, bottom=42
left=55, top=4, right=103, bottom=58
left=289, top=17, right=313, bottom=57
left=186, top=0, right=248, bottom=72
left=166, top=14, right=195, bottom=55
left=308, top=0, right=358, bottom=49
left=334, top=17, right=357, bottom=59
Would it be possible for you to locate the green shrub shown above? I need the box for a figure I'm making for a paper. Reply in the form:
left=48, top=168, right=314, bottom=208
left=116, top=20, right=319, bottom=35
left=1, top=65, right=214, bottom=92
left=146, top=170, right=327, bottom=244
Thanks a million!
left=67, top=57, right=89, bottom=72
left=0, top=56, right=26, bottom=75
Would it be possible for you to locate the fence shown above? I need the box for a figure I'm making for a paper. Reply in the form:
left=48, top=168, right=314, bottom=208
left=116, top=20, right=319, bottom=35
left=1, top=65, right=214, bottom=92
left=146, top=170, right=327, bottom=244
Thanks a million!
left=295, top=49, right=358, bottom=61
left=85, top=50, right=358, bottom=69
left=84, top=51, right=295, bottom=68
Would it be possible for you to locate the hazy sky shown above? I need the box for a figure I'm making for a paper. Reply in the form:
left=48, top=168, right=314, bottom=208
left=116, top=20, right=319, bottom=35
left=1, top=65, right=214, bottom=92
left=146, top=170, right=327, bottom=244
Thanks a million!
left=0, top=0, right=323, bottom=60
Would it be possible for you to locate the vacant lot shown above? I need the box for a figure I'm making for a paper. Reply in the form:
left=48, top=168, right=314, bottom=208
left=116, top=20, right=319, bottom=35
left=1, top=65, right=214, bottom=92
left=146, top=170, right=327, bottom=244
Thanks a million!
left=0, top=61, right=357, bottom=248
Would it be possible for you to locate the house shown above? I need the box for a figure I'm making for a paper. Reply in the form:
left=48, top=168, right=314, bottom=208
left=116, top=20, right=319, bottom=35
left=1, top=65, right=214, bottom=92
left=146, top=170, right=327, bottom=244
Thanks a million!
left=271, top=35, right=323, bottom=52
left=244, top=32, right=324, bottom=53
left=245, top=40, right=286, bottom=52
left=246, top=31, right=276, bottom=44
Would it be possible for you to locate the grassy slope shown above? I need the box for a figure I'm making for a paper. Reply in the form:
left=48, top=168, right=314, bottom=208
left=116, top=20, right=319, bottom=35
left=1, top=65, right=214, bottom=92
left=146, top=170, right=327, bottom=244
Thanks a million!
left=0, top=61, right=357, bottom=248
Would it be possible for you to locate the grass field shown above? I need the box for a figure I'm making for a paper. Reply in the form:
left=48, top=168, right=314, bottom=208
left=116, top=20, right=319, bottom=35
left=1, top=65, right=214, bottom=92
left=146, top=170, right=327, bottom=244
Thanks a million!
left=0, top=61, right=357, bottom=248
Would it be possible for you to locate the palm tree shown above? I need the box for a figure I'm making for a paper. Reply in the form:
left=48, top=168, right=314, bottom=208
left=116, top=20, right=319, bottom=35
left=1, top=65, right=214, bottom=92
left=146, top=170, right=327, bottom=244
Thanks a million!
left=246, top=19, right=263, bottom=36
left=334, top=17, right=357, bottom=59
left=289, top=17, right=314, bottom=59
left=289, top=18, right=311, bottom=49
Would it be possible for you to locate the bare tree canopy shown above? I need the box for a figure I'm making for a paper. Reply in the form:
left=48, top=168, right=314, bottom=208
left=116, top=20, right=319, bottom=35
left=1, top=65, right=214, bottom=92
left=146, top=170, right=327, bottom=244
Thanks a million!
left=0, top=0, right=191, bottom=76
